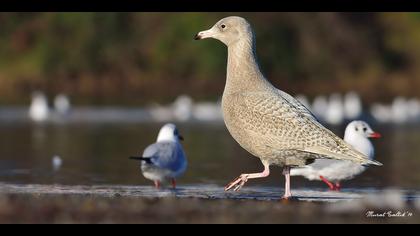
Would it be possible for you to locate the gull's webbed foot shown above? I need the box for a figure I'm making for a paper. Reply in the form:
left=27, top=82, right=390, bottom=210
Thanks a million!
left=225, top=174, right=249, bottom=192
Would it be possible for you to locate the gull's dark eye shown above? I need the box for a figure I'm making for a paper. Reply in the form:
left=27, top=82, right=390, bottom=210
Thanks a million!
left=363, top=127, right=367, bottom=132
left=221, top=24, right=226, bottom=29
left=355, top=127, right=359, bottom=132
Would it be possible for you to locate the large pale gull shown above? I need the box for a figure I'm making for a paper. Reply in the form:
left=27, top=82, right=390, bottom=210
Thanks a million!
left=195, top=16, right=382, bottom=200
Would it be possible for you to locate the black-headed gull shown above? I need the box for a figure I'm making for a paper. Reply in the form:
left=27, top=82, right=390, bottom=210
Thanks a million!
left=291, top=120, right=381, bottom=191
left=130, top=123, right=187, bottom=189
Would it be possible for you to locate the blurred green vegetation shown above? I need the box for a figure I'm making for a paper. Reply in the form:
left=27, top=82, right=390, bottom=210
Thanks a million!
left=0, top=12, right=420, bottom=106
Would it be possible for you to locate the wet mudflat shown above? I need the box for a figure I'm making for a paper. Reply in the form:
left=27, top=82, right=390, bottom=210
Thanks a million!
left=0, top=183, right=419, bottom=223
left=0, top=183, right=366, bottom=201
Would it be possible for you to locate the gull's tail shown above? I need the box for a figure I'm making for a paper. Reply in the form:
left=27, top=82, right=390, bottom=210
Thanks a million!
left=363, top=159, right=383, bottom=167
left=305, top=145, right=383, bottom=166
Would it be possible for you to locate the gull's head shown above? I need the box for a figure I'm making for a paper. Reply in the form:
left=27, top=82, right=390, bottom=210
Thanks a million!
left=195, top=16, right=254, bottom=47
left=345, top=120, right=381, bottom=140
left=32, top=91, right=47, bottom=101
left=157, top=123, right=184, bottom=142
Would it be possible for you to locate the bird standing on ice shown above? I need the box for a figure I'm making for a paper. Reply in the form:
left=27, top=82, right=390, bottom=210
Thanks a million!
left=195, top=16, right=382, bottom=200
left=130, top=123, right=187, bottom=189
left=291, top=121, right=381, bottom=191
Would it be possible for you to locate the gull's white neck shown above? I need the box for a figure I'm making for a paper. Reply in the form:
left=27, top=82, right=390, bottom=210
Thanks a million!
left=225, top=36, right=272, bottom=95
left=344, top=132, right=374, bottom=159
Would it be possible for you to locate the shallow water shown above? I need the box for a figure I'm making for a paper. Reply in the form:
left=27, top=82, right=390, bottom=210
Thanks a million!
left=0, top=118, right=419, bottom=193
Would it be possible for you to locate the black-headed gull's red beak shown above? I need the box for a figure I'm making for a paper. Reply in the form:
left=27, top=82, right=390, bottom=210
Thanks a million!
left=369, top=132, right=382, bottom=139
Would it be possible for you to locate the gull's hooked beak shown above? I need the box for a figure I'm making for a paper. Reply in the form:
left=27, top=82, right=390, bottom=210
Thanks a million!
left=194, top=28, right=215, bottom=40
left=368, top=132, right=382, bottom=139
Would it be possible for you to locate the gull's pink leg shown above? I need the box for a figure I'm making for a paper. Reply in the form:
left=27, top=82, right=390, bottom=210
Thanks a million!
left=282, top=166, right=292, bottom=199
left=334, top=182, right=341, bottom=191
left=171, top=178, right=177, bottom=189
left=319, top=175, right=335, bottom=190
left=154, top=180, right=161, bottom=189
left=225, top=163, right=270, bottom=191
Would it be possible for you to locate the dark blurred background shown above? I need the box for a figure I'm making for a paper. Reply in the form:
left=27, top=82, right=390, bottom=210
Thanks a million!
left=0, top=12, right=419, bottom=106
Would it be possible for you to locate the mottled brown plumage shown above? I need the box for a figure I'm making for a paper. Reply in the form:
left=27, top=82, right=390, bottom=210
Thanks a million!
left=196, top=16, right=381, bottom=199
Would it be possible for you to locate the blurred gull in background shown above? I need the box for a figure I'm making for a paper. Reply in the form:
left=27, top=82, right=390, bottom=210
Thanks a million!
left=29, top=91, right=50, bottom=123
left=172, top=95, right=193, bottom=122
left=54, top=94, right=71, bottom=116
left=52, top=155, right=63, bottom=172
left=344, top=91, right=362, bottom=120
left=192, top=100, right=223, bottom=122
left=149, top=95, right=223, bottom=123
left=392, top=96, right=409, bottom=124
left=406, top=98, right=420, bottom=122
left=370, top=96, right=420, bottom=124
left=149, top=104, right=174, bottom=123
left=370, top=103, right=391, bottom=123
left=312, top=95, right=329, bottom=122
left=325, top=93, right=344, bottom=125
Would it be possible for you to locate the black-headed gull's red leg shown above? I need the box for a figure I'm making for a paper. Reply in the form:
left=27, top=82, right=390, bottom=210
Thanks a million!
left=319, top=175, right=335, bottom=190
left=334, top=182, right=341, bottom=191
left=171, top=178, right=177, bottom=189
left=154, top=180, right=161, bottom=189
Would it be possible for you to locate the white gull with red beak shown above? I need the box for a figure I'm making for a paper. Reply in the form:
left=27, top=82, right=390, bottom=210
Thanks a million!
left=291, top=120, right=381, bottom=191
